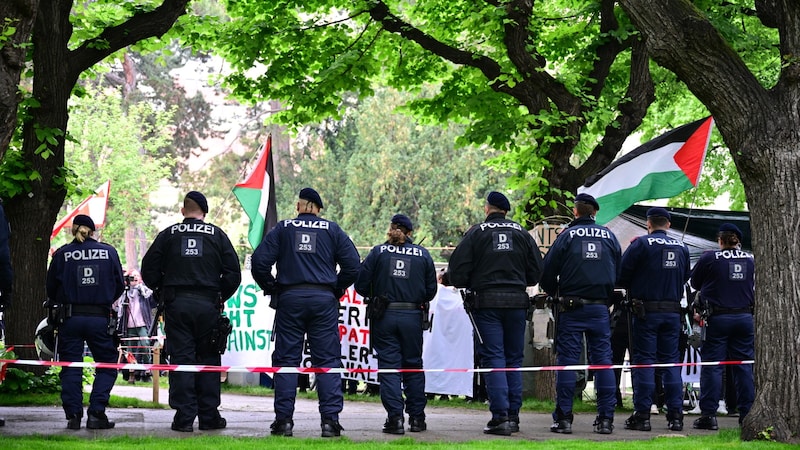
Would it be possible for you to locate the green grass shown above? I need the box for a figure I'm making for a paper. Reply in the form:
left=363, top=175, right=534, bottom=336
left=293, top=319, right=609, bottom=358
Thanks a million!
left=0, top=429, right=793, bottom=449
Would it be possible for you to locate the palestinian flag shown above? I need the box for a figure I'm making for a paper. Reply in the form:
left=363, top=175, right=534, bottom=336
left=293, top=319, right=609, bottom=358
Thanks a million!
left=578, top=117, right=714, bottom=225
left=233, top=135, right=278, bottom=250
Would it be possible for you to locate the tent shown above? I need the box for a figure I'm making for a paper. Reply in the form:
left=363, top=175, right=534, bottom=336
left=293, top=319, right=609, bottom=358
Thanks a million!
left=608, top=205, right=751, bottom=264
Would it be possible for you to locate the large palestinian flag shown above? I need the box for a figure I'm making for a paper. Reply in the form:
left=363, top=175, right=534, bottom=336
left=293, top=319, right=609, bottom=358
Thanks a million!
left=578, top=117, right=714, bottom=225
left=233, top=135, right=278, bottom=250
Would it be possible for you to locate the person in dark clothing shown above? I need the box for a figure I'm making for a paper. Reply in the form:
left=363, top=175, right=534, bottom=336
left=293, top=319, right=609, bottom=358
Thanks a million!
left=690, top=223, right=754, bottom=430
left=46, top=214, right=125, bottom=430
left=540, top=193, right=620, bottom=435
left=141, top=191, right=242, bottom=433
left=448, top=191, right=543, bottom=436
left=618, top=207, right=691, bottom=432
left=251, top=187, right=360, bottom=438
left=355, top=214, right=437, bottom=435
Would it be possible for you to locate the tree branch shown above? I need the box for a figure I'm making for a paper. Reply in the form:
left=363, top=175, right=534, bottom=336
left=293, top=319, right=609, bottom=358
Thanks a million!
left=68, top=0, right=190, bottom=80
left=619, top=0, right=768, bottom=122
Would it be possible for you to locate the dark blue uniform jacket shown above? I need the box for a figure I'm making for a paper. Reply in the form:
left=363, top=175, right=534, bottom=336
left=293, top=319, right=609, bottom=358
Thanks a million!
left=251, top=213, right=360, bottom=292
left=690, top=247, right=754, bottom=309
left=618, top=229, right=690, bottom=301
left=540, top=216, right=621, bottom=299
left=354, top=238, right=437, bottom=304
left=47, top=237, right=125, bottom=306
left=141, top=218, right=242, bottom=300
left=448, top=213, right=542, bottom=291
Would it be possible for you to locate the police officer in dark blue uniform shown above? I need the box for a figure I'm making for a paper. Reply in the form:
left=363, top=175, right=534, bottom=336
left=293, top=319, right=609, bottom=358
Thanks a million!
left=540, top=193, right=620, bottom=435
left=251, top=187, right=360, bottom=438
left=0, top=199, right=12, bottom=427
left=448, top=192, right=543, bottom=436
left=46, top=214, right=124, bottom=430
left=141, top=191, right=242, bottom=433
left=690, top=223, right=754, bottom=430
left=618, top=207, right=690, bottom=432
left=354, top=214, right=437, bottom=435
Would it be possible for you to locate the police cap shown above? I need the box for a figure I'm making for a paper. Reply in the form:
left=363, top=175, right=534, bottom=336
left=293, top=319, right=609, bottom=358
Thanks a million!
left=718, top=222, right=743, bottom=240
left=574, top=193, right=600, bottom=211
left=299, top=187, right=324, bottom=209
left=486, top=191, right=511, bottom=212
left=185, top=191, right=209, bottom=214
left=391, top=214, right=413, bottom=231
left=646, top=207, right=671, bottom=221
left=73, top=214, right=95, bottom=231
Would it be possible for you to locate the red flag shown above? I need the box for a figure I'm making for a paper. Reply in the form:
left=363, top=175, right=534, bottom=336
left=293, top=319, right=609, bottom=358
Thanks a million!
left=51, top=180, right=111, bottom=240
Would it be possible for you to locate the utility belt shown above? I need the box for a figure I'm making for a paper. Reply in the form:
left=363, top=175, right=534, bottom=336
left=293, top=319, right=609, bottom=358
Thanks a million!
left=710, top=306, right=752, bottom=316
left=636, top=300, right=681, bottom=314
left=385, top=302, right=423, bottom=310
left=557, top=296, right=608, bottom=312
left=470, top=290, right=530, bottom=309
left=170, top=286, right=219, bottom=301
left=68, top=304, right=111, bottom=317
left=282, top=283, right=334, bottom=293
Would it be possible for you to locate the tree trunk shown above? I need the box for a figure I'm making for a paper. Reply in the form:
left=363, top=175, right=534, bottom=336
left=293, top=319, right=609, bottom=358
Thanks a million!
left=736, top=126, right=800, bottom=443
left=0, top=0, right=38, bottom=159
left=3, top=0, right=74, bottom=362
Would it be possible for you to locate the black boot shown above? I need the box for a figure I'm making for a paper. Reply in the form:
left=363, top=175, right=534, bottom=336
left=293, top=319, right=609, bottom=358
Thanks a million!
left=693, top=415, right=718, bottom=430
left=667, top=410, right=683, bottom=431
left=270, top=418, right=294, bottom=436
left=508, top=415, right=520, bottom=433
left=594, top=416, right=614, bottom=434
left=550, top=409, right=573, bottom=434
left=86, top=410, right=115, bottom=430
left=624, top=411, right=651, bottom=431
left=66, top=413, right=82, bottom=430
left=483, top=417, right=512, bottom=436
left=382, top=416, right=404, bottom=435
left=409, top=416, right=427, bottom=432
left=321, top=418, right=344, bottom=437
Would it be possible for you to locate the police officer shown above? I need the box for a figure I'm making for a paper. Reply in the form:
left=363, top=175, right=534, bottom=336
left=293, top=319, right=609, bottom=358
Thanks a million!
left=690, top=223, right=754, bottom=430
left=0, top=199, right=12, bottom=427
left=141, top=191, right=241, bottom=432
left=46, top=214, right=124, bottom=430
left=354, top=214, right=437, bottom=435
left=448, top=191, right=543, bottom=436
left=618, top=207, right=690, bottom=432
left=251, top=187, right=360, bottom=438
left=540, top=193, right=620, bottom=435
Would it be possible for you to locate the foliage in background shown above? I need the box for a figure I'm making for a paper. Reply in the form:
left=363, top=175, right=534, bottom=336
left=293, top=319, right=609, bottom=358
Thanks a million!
left=53, top=86, right=175, bottom=264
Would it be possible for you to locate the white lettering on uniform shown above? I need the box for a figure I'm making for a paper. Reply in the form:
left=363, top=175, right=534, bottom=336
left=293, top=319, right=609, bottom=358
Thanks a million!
left=646, top=237, right=683, bottom=246
left=479, top=222, right=522, bottom=232
left=568, top=227, right=611, bottom=239
left=379, top=244, right=423, bottom=256
left=714, top=249, right=751, bottom=260
left=64, top=248, right=110, bottom=261
left=283, top=219, right=330, bottom=229
left=170, top=223, right=216, bottom=235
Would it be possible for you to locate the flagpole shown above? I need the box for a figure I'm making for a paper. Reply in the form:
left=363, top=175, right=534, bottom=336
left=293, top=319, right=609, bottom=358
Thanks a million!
left=680, top=186, right=700, bottom=242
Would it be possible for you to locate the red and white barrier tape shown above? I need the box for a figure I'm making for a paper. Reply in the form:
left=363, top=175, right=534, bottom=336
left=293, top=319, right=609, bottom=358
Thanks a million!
left=0, top=358, right=753, bottom=374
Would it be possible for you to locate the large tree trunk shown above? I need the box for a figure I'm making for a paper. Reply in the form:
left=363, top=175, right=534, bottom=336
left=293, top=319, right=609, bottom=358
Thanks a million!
left=3, top=0, right=75, bottom=362
left=0, top=0, right=38, bottom=159
left=734, top=117, right=800, bottom=443
left=619, top=0, right=800, bottom=442
left=3, top=0, right=190, bottom=364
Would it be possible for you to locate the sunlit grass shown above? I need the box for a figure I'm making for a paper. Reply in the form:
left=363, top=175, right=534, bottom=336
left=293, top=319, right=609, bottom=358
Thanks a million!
left=0, top=429, right=793, bottom=449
